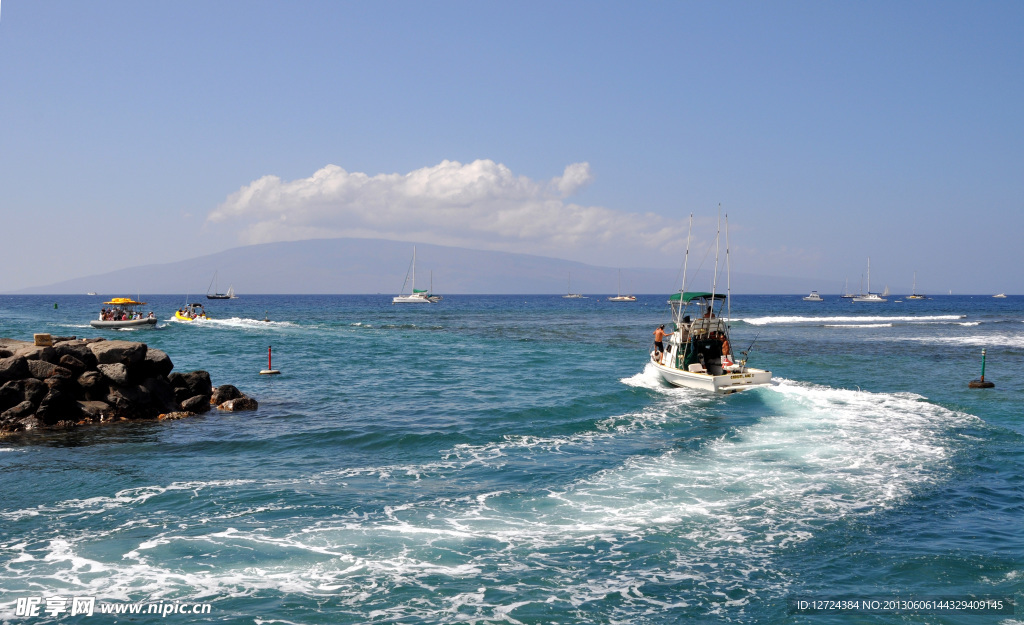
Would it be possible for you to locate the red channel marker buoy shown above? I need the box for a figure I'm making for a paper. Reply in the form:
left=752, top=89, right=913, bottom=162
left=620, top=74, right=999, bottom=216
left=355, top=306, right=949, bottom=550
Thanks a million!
left=260, top=346, right=281, bottom=375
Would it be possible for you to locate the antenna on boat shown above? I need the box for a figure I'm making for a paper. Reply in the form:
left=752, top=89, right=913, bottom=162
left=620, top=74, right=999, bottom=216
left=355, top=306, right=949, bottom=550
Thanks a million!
left=711, top=206, right=721, bottom=305
left=725, top=212, right=731, bottom=321
left=677, top=213, right=693, bottom=327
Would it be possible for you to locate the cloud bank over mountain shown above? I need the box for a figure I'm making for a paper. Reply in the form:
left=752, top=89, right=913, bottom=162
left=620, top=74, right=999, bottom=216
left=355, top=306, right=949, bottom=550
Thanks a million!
left=206, top=160, right=689, bottom=266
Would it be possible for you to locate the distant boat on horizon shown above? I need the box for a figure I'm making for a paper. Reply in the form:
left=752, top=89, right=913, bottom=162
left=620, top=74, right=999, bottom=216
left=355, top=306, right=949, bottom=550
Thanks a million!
left=206, top=271, right=237, bottom=299
left=841, top=278, right=855, bottom=299
left=993, top=293, right=1007, bottom=298
left=393, top=246, right=439, bottom=304
left=852, top=258, right=887, bottom=302
left=802, top=290, right=824, bottom=302
left=608, top=270, right=636, bottom=302
left=563, top=272, right=585, bottom=299
left=907, top=272, right=926, bottom=299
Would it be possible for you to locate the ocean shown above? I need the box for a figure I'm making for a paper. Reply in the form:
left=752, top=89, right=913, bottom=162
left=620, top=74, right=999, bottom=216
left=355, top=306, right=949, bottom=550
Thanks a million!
left=1, top=293, right=1021, bottom=624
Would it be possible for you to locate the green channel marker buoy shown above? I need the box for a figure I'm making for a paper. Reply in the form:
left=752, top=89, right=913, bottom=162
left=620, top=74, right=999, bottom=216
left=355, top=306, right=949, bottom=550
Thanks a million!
left=968, top=348, right=995, bottom=388
left=260, top=346, right=281, bottom=375
left=54, top=302, right=58, bottom=309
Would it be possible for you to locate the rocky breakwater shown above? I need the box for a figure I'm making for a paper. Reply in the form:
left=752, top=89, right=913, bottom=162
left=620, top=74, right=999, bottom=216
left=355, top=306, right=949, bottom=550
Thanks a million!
left=0, top=336, right=258, bottom=435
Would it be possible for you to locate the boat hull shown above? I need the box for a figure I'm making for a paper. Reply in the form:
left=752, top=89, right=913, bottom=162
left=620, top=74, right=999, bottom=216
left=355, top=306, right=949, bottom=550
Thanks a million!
left=392, top=295, right=433, bottom=303
left=90, top=318, right=158, bottom=329
left=652, top=356, right=772, bottom=394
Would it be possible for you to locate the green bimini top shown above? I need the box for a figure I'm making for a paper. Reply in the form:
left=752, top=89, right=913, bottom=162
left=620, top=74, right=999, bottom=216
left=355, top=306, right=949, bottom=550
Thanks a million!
left=669, top=291, right=728, bottom=303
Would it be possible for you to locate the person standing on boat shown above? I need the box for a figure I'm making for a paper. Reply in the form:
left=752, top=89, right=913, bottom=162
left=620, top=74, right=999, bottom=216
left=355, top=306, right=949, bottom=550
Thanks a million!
left=653, top=325, right=668, bottom=361
left=721, top=337, right=733, bottom=367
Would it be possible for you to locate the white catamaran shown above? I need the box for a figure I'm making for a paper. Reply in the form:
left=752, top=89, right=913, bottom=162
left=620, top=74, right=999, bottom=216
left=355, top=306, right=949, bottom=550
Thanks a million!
left=393, top=246, right=441, bottom=304
left=650, top=213, right=772, bottom=394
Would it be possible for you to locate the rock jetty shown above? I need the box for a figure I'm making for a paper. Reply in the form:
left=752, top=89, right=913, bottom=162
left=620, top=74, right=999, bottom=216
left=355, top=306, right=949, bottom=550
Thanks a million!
left=0, top=335, right=257, bottom=435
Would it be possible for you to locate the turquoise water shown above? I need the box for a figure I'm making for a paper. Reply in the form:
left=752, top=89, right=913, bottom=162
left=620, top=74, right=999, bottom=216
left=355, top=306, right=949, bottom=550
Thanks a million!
left=1, top=294, right=1022, bottom=623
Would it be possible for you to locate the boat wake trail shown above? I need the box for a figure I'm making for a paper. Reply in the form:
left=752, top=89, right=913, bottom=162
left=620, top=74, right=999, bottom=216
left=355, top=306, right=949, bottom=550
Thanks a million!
left=740, top=314, right=966, bottom=326
left=0, top=380, right=976, bottom=622
left=167, top=317, right=297, bottom=330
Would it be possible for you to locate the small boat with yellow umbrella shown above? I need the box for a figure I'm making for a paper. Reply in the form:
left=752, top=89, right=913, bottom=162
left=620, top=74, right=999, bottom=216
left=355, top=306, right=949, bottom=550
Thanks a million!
left=90, top=298, right=158, bottom=329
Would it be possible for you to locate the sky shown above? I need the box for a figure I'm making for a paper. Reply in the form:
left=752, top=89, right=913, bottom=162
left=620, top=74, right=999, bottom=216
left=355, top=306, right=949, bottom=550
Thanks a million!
left=1, top=1, right=1022, bottom=294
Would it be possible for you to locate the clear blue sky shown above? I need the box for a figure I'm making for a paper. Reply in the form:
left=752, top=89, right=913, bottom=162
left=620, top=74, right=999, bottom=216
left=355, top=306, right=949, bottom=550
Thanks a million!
left=2, top=1, right=1021, bottom=293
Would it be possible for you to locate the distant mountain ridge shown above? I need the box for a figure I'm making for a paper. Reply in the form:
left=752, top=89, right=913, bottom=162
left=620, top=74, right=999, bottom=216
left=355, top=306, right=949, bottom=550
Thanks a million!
left=11, top=238, right=822, bottom=295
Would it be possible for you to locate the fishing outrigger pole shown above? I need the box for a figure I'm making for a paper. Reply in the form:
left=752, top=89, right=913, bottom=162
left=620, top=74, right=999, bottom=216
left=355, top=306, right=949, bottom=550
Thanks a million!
left=740, top=331, right=761, bottom=364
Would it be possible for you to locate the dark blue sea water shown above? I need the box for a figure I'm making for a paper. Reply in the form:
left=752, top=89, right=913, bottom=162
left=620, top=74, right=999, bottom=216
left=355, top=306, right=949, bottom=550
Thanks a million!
left=1, top=293, right=1022, bottom=624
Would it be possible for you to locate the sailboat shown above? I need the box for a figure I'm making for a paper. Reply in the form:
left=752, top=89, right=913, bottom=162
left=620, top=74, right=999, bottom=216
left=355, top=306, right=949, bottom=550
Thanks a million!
left=841, top=278, right=855, bottom=299
left=562, top=273, right=585, bottom=298
left=650, top=212, right=772, bottom=394
left=393, top=246, right=438, bottom=304
left=206, top=271, right=237, bottom=299
left=608, top=270, right=636, bottom=302
left=907, top=272, right=926, bottom=299
left=852, top=258, right=887, bottom=302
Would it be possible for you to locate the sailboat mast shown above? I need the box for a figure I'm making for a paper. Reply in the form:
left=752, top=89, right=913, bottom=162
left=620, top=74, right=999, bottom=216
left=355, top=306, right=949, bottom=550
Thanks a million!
left=867, top=257, right=871, bottom=294
left=412, top=246, right=416, bottom=291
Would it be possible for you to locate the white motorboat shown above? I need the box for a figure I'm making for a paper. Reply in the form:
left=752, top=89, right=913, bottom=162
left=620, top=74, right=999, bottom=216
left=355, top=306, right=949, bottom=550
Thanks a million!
left=803, top=291, right=824, bottom=302
left=993, top=293, right=1007, bottom=298
left=90, top=298, right=158, bottom=329
left=852, top=258, right=887, bottom=302
left=393, top=246, right=439, bottom=304
left=650, top=213, right=772, bottom=394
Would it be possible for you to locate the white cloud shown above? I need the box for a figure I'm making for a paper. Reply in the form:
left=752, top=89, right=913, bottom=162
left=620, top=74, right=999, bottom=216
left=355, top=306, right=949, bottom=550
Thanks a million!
left=206, top=159, right=689, bottom=264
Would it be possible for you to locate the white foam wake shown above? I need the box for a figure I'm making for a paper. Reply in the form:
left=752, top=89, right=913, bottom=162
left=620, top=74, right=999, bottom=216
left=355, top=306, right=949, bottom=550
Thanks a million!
left=900, top=333, right=1024, bottom=349
left=167, top=316, right=297, bottom=329
left=741, top=314, right=966, bottom=326
left=0, top=383, right=976, bottom=621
